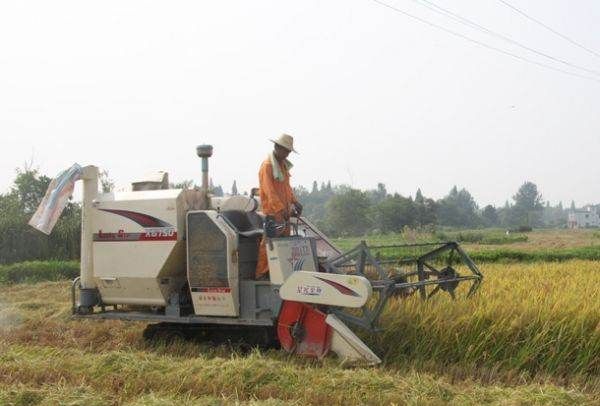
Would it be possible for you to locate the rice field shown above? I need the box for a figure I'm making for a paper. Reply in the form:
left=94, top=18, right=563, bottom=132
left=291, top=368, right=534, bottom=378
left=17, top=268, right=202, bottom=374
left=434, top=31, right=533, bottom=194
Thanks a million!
left=0, top=259, right=599, bottom=405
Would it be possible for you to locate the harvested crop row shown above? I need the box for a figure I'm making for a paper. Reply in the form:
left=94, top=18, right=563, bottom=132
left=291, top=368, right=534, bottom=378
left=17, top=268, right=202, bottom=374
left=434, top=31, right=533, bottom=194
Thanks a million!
left=0, top=343, right=595, bottom=406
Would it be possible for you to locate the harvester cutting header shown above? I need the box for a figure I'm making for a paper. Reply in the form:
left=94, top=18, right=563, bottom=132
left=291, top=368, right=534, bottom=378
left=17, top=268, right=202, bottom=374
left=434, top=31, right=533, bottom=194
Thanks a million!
left=30, top=140, right=482, bottom=364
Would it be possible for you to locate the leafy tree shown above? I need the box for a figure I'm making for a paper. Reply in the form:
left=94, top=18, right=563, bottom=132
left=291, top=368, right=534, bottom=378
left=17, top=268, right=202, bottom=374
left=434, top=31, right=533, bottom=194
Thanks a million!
left=481, top=205, right=498, bottom=227
left=325, top=189, right=371, bottom=236
left=437, top=186, right=479, bottom=227
left=293, top=185, right=309, bottom=198
left=13, top=168, right=51, bottom=214
left=415, top=189, right=424, bottom=204
left=514, top=181, right=543, bottom=211
left=311, top=181, right=318, bottom=194
left=209, top=178, right=224, bottom=197
left=99, top=170, right=115, bottom=193
left=367, top=183, right=387, bottom=204
left=542, top=202, right=567, bottom=228
left=231, top=180, right=238, bottom=196
left=370, top=194, right=416, bottom=233
left=212, top=185, right=224, bottom=197
left=414, top=189, right=437, bottom=227
left=297, top=180, right=336, bottom=224
left=510, top=181, right=544, bottom=227
left=0, top=168, right=81, bottom=264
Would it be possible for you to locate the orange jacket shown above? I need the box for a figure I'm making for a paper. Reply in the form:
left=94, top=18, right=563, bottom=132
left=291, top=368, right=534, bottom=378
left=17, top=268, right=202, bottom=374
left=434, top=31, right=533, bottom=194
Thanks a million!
left=259, top=156, right=296, bottom=218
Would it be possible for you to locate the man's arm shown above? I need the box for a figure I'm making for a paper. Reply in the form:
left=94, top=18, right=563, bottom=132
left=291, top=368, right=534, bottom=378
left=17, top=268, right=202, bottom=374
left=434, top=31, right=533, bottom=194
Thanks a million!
left=287, top=177, right=302, bottom=216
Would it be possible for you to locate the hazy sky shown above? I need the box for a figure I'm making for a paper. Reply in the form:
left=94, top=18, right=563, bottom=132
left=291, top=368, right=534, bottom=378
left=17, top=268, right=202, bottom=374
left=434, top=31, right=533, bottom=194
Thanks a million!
left=1, top=0, right=598, bottom=207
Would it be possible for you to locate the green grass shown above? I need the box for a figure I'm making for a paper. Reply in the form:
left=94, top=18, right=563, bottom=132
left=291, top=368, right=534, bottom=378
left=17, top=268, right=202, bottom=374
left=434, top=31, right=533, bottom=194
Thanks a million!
left=334, top=229, right=600, bottom=264
left=468, top=246, right=600, bottom=263
left=435, top=230, right=528, bottom=245
left=0, top=260, right=79, bottom=284
left=335, top=228, right=530, bottom=248
left=0, top=230, right=597, bottom=286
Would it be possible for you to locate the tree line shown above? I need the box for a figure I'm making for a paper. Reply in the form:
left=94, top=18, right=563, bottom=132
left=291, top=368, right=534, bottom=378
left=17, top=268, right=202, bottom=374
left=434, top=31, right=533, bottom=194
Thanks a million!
left=294, top=180, right=570, bottom=237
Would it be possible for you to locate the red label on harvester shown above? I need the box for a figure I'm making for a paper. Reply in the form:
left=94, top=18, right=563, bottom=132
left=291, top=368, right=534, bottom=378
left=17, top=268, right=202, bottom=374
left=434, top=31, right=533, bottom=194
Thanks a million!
left=197, top=287, right=232, bottom=293
left=93, top=229, right=177, bottom=242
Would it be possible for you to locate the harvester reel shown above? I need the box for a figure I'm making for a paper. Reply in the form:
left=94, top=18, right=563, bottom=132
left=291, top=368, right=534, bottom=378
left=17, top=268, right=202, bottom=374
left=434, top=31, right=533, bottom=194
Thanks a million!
left=428, top=266, right=460, bottom=299
left=322, top=241, right=483, bottom=331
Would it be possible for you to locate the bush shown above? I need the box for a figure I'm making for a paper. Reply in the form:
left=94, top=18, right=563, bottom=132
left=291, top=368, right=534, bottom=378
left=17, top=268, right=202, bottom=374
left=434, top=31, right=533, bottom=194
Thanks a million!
left=469, top=246, right=600, bottom=263
left=480, top=235, right=528, bottom=245
left=434, top=230, right=528, bottom=245
left=371, top=245, right=600, bottom=264
left=509, top=226, right=533, bottom=233
left=0, top=260, right=79, bottom=284
left=0, top=169, right=82, bottom=265
left=454, top=231, right=485, bottom=243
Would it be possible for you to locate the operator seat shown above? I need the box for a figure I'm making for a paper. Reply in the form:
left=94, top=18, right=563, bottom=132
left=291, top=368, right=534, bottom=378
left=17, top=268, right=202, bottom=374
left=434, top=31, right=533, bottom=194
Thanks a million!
left=220, top=210, right=263, bottom=280
left=220, top=210, right=264, bottom=238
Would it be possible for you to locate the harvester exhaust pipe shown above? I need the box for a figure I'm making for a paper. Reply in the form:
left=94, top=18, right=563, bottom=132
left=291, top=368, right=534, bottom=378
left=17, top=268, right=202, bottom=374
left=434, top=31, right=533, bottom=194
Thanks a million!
left=196, top=144, right=213, bottom=208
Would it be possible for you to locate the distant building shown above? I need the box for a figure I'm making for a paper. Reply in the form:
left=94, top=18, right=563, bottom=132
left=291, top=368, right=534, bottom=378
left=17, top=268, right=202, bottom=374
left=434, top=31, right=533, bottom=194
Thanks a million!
left=568, top=205, right=600, bottom=228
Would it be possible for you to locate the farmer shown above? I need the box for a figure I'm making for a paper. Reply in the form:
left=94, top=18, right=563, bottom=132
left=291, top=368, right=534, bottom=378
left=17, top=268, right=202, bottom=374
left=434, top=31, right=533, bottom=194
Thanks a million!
left=255, top=134, right=303, bottom=280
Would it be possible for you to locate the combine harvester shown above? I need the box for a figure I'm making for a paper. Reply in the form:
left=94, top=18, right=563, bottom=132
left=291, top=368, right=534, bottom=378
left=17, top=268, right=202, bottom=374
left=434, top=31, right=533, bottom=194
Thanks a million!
left=30, top=145, right=482, bottom=364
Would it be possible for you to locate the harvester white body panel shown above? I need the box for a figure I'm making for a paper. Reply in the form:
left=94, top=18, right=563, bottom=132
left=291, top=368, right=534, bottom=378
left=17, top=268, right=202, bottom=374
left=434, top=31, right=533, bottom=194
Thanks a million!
left=267, top=237, right=318, bottom=284
left=279, top=271, right=372, bottom=308
left=326, top=314, right=382, bottom=365
left=92, top=189, right=204, bottom=306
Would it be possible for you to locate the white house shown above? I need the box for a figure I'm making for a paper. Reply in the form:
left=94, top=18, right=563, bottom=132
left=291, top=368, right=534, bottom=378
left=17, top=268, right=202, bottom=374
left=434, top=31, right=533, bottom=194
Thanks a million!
left=568, top=205, right=600, bottom=228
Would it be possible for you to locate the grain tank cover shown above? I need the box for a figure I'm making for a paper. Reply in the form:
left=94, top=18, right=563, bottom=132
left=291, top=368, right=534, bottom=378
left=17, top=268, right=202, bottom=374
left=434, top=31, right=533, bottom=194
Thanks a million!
left=131, top=171, right=169, bottom=191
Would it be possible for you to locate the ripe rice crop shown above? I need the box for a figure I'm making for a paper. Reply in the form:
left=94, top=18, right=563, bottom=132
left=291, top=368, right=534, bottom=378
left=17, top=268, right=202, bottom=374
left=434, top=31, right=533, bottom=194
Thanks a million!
left=370, top=261, right=600, bottom=382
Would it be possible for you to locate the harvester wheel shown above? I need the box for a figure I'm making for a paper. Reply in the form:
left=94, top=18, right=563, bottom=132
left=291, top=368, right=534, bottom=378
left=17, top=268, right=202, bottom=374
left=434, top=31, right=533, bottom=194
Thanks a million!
left=142, top=324, right=158, bottom=340
left=143, top=323, right=186, bottom=343
left=77, top=306, right=93, bottom=315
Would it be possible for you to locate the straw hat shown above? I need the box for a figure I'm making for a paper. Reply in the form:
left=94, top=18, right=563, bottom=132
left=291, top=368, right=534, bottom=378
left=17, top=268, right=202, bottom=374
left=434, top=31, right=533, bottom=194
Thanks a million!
left=270, top=133, right=298, bottom=153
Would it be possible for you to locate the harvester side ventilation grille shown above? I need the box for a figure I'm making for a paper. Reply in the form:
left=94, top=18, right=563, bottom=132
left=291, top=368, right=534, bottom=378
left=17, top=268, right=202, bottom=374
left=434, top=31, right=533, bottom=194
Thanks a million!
left=187, top=212, right=228, bottom=288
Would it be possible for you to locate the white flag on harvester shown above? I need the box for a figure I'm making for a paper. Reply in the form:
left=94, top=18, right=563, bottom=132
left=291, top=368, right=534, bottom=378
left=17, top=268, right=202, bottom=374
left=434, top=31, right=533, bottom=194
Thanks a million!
left=29, top=163, right=83, bottom=235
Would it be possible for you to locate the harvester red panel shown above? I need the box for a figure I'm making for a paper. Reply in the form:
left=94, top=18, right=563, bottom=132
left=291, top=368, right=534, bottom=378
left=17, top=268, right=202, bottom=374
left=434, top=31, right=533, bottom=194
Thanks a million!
left=277, top=301, right=332, bottom=359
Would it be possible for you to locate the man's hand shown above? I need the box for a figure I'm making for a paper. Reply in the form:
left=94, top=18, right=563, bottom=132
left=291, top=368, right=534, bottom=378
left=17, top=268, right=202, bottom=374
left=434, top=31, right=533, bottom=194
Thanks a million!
left=291, top=202, right=303, bottom=217
left=275, top=210, right=289, bottom=222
